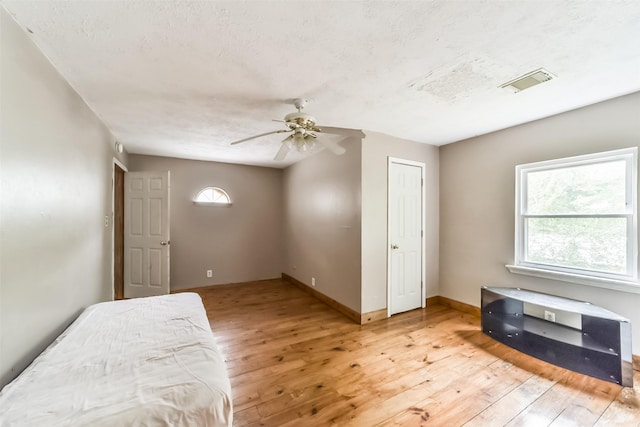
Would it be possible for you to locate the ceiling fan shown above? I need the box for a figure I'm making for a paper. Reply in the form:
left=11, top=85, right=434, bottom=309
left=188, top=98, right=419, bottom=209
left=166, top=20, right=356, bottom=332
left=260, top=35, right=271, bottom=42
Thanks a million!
left=230, top=98, right=349, bottom=161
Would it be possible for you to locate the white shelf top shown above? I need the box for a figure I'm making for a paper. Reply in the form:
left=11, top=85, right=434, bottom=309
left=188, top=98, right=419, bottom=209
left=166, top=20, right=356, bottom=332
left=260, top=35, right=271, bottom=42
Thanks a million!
left=483, top=286, right=630, bottom=322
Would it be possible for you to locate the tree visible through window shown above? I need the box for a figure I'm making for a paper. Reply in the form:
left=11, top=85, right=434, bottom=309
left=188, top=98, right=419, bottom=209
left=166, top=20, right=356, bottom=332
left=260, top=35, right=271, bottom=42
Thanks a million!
left=195, top=187, right=231, bottom=204
left=515, top=148, right=637, bottom=282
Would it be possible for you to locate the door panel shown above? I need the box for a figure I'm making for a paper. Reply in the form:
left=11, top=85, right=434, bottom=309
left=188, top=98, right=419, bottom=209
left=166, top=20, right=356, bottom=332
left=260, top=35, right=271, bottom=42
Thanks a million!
left=130, top=248, right=143, bottom=285
left=389, top=160, right=424, bottom=315
left=124, top=171, right=170, bottom=298
left=150, top=198, right=162, bottom=235
left=149, top=248, right=163, bottom=286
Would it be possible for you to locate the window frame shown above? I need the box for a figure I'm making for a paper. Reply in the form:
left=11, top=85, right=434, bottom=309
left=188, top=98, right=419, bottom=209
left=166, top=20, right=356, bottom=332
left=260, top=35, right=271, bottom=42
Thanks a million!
left=193, top=186, right=232, bottom=206
left=509, top=147, right=638, bottom=290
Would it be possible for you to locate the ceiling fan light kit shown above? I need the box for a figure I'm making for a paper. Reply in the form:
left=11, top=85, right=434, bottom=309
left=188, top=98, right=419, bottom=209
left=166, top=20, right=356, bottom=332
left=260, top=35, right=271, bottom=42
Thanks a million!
left=229, top=98, right=350, bottom=161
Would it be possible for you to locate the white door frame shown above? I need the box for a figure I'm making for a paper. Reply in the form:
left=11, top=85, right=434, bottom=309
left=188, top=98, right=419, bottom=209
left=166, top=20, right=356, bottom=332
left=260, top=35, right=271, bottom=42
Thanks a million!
left=387, top=157, right=426, bottom=317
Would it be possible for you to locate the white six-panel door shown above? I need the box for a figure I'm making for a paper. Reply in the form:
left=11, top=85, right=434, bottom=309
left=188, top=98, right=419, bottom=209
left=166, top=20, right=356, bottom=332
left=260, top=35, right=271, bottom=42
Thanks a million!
left=124, top=171, right=170, bottom=298
left=388, top=158, right=424, bottom=315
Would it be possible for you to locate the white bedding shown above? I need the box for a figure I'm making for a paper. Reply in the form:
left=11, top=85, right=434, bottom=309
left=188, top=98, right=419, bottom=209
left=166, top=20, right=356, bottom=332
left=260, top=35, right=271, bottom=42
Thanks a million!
left=0, top=293, right=232, bottom=426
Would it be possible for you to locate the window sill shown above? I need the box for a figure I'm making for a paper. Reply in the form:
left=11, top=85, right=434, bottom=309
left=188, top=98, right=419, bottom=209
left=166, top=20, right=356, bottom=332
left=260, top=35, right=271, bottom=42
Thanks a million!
left=505, top=264, right=640, bottom=294
left=193, top=201, right=232, bottom=207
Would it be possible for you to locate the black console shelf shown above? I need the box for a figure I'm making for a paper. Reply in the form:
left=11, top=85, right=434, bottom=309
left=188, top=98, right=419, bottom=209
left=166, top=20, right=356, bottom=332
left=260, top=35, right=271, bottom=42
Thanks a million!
left=481, top=286, right=632, bottom=387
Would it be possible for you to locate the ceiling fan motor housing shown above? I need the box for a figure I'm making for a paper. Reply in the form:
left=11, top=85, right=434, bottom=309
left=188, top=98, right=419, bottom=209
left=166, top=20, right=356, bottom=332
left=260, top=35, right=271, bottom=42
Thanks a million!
left=284, top=112, right=317, bottom=129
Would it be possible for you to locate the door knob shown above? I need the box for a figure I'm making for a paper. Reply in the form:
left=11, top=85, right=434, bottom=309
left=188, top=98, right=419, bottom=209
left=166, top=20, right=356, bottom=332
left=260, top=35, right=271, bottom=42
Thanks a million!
left=160, top=241, right=169, bottom=246
left=391, top=244, right=399, bottom=249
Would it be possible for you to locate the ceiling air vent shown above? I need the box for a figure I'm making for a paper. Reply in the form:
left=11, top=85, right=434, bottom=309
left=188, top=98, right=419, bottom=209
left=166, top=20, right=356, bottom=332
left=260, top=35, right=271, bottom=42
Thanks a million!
left=500, top=68, right=555, bottom=92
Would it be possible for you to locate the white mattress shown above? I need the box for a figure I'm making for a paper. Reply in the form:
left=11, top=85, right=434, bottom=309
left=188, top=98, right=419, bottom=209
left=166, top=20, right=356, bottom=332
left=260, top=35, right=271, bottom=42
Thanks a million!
left=0, top=293, right=232, bottom=426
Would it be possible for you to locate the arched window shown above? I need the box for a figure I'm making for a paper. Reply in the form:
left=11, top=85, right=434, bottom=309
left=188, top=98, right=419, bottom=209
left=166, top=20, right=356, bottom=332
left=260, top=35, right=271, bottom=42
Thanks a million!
left=194, top=187, right=232, bottom=205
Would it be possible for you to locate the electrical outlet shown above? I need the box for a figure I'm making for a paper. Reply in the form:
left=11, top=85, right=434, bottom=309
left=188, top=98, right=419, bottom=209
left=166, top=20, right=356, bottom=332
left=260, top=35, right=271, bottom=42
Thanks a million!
left=104, top=215, right=109, bottom=227
left=311, top=277, right=316, bottom=287
left=206, top=270, right=212, bottom=278
left=544, top=310, right=556, bottom=322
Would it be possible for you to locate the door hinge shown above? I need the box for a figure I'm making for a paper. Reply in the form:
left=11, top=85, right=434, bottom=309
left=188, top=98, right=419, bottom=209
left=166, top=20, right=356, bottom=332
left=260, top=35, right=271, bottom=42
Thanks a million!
left=421, top=230, right=424, bottom=237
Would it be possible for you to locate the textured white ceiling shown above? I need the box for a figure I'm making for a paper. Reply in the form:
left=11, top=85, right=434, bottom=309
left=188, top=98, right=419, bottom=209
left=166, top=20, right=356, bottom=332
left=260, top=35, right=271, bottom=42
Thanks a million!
left=3, top=1, right=640, bottom=168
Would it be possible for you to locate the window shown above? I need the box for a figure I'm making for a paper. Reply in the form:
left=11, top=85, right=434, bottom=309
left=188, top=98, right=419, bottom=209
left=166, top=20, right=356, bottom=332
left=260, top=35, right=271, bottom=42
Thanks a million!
left=509, top=148, right=637, bottom=287
left=194, top=187, right=231, bottom=205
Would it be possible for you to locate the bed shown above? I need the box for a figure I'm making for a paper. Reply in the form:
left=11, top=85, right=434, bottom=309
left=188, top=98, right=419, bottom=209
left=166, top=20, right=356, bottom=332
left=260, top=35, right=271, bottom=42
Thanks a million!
left=0, top=293, right=232, bottom=426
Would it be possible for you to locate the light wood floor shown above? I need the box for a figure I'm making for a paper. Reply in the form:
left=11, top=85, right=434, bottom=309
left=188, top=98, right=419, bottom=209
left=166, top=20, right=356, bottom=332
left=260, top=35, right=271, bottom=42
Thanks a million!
left=192, top=279, right=640, bottom=426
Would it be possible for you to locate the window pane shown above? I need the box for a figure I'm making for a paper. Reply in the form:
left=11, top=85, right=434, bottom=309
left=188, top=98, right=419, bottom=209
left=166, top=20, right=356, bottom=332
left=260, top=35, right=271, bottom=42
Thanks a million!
left=212, top=189, right=227, bottom=203
left=527, top=160, right=626, bottom=214
left=195, top=187, right=230, bottom=204
left=526, top=217, right=627, bottom=274
left=197, top=189, right=214, bottom=202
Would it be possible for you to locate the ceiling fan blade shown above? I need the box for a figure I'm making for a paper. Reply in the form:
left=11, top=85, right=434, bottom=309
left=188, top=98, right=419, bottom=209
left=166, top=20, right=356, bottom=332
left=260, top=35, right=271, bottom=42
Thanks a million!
left=318, top=138, right=346, bottom=155
left=230, top=130, right=288, bottom=145
left=315, top=126, right=365, bottom=138
left=282, top=134, right=294, bottom=145
left=274, top=136, right=292, bottom=161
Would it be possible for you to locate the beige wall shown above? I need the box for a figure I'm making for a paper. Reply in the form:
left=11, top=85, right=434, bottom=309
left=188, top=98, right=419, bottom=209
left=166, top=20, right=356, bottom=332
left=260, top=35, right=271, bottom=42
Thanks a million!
left=128, top=155, right=283, bottom=290
left=361, top=131, right=440, bottom=313
left=439, top=92, right=640, bottom=354
left=0, top=9, right=126, bottom=387
left=283, top=137, right=363, bottom=312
